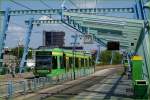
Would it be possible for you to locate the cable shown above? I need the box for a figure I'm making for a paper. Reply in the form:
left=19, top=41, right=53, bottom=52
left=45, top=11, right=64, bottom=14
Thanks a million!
left=68, top=0, right=79, bottom=8
left=10, top=22, right=26, bottom=28
left=9, top=0, right=32, bottom=10
left=40, top=0, right=52, bottom=9
left=9, top=21, right=43, bottom=34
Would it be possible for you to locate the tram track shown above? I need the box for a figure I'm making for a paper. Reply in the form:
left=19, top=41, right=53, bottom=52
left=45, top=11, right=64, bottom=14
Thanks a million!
left=36, top=68, right=118, bottom=100
left=38, top=76, right=106, bottom=100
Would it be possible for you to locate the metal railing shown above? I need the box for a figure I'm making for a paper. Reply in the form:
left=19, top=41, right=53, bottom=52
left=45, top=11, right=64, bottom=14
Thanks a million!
left=0, top=67, right=94, bottom=100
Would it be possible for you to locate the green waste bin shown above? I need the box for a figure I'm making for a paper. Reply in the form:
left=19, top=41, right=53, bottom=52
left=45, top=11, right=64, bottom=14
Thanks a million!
left=134, top=80, right=148, bottom=99
left=131, top=56, right=143, bottom=82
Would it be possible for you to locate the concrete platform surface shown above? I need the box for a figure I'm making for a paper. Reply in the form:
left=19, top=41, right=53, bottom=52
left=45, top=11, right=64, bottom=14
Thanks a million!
left=73, top=74, right=134, bottom=100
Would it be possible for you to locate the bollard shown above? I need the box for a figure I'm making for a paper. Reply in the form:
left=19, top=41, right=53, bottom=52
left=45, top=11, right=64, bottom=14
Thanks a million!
left=63, top=73, right=65, bottom=81
left=48, top=76, right=52, bottom=84
left=33, top=79, right=37, bottom=92
left=40, top=78, right=42, bottom=87
left=21, top=80, right=27, bottom=95
left=7, top=81, right=13, bottom=100
left=27, top=79, right=32, bottom=92
left=42, top=77, right=45, bottom=87
left=61, top=74, right=63, bottom=81
left=83, top=68, right=85, bottom=76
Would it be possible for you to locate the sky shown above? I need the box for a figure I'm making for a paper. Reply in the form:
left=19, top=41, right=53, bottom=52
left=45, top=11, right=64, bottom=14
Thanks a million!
left=1, top=0, right=136, bottom=50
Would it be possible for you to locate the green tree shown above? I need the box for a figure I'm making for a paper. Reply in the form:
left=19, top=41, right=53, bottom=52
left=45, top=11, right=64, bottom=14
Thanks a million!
left=10, top=47, right=32, bottom=59
left=112, top=51, right=123, bottom=64
left=99, top=50, right=122, bottom=65
left=100, top=50, right=112, bottom=64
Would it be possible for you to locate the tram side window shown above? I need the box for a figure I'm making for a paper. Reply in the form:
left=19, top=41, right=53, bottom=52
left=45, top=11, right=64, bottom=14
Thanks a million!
left=60, top=56, right=65, bottom=69
left=75, top=58, right=79, bottom=68
left=81, top=59, right=82, bottom=67
left=63, top=55, right=66, bottom=68
left=81, top=59, right=84, bottom=67
left=89, top=58, right=92, bottom=67
left=86, top=59, right=89, bottom=67
left=69, top=57, right=73, bottom=68
left=84, top=59, right=86, bottom=67
left=52, top=56, right=57, bottom=69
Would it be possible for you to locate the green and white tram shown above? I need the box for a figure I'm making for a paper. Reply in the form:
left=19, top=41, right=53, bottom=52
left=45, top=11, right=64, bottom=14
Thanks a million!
left=33, top=48, right=94, bottom=77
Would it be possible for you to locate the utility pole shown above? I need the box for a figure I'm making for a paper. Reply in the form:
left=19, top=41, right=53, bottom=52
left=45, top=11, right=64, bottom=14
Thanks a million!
left=95, top=45, right=100, bottom=64
left=95, top=45, right=100, bottom=72
left=72, top=34, right=78, bottom=80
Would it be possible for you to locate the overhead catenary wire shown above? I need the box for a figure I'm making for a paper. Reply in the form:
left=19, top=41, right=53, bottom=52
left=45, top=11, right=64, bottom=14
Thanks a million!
left=39, top=0, right=53, bottom=18
left=68, top=0, right=79, bottom=9
left=9, top=21, right=43, bottom=34
left=39, top=0, right=52, bottom=9
left=9, top=0, right=36, bottom=18
left=8, top=0, right=44, bottom=34
left=9, top=22, right=26, bottom=28
left=9, top=0, right=32, bottom=10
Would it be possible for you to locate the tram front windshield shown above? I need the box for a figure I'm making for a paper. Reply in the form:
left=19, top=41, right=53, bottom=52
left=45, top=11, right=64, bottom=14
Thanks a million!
left=35, top=51, right=52, bottom=70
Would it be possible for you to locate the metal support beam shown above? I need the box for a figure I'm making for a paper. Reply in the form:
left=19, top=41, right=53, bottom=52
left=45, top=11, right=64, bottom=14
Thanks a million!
left=72, top=17, right=143, bottom=28
left=0, top=8, right=135, bottom=16
left=63, top=12, right=144, bottom=24
left=19, top=18, right=33, bottom=73
left=82, top=22, right=142, bottom=33
left=72, top=34, right=78, bottom=80
left=134, top=0, right=150, bottom=84
left=25, top=20, right=62, bottom=25
left=61, top=18, right=106, bottom=47
left=0, top=8, right=10, bottom=65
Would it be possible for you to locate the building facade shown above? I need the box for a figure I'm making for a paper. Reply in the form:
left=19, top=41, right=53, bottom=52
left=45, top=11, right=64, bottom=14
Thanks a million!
left=43, top=31, right=65, bottom=47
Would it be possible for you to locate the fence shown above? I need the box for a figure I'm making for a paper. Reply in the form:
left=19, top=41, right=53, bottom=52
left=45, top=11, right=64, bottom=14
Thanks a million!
left=0, top=67, right=94, bottom=100
left=0, top=67, right=32, bottom=75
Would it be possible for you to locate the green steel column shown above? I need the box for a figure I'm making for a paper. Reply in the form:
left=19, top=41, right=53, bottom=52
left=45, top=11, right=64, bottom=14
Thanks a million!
left=137, top=0, right=150, bottom=98
left=57, top=56, right=60, bottom=69
left=0, top=0, right=2, bottom=67
left=0, top=1, right=2, bottom=31
left=0, top=0, right=2, bottom=32
left=148, top=0, right=150, bottom=83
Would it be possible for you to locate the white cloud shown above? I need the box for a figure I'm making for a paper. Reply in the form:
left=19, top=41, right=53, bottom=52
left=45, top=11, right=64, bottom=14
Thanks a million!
left=85, top=1, right=96, bottom=8
left=8, top=25, right=24, bottom=33
left=74, top=0, right=96, bottom=8
left=7, top=25, right=25, bottom=37
left=5, top=25, right=25, bottom=47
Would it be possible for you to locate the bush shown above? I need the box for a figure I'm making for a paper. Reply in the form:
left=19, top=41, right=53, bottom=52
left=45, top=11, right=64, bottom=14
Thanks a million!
left=100, top=50, right=112, bottom=65
left=0, top=67, right=7, bottom=75
left=99, top=50, right=122, bottom=65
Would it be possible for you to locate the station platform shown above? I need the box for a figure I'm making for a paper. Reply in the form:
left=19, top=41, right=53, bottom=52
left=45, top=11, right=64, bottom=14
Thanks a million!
left=73, top=73, right=134, bottom=100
